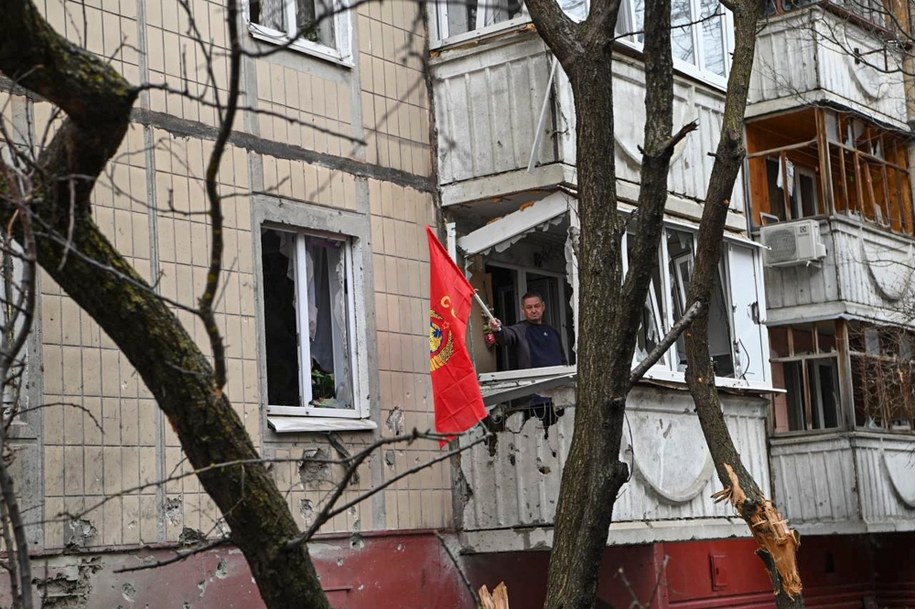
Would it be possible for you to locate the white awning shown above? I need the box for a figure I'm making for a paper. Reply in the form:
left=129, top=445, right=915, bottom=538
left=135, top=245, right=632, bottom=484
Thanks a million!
left=458, top=191, right=572, bottom=257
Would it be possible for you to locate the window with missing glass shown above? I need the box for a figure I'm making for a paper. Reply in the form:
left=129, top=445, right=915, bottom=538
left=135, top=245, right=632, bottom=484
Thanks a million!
left=747, top=108, right=913, bottom=234
left=770, top=322, right=842, bottom=433
left=261, top=227, right=359, bottom=418
left=848, top=322, right=915, bottom=431
left=622, top=224, right=740, bottom=379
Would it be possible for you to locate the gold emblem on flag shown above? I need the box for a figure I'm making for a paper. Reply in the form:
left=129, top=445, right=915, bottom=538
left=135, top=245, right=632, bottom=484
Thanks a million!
left=429, top=310, right=454, bottom=372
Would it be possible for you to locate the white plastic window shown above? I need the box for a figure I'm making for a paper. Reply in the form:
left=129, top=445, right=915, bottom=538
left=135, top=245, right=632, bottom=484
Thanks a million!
left=616, top=0, right=730, bottom=82
left=623, top=226, right=744, bottom=379
left=246, top=0, right=351, bottom=63
left=434, top=0, right=587, bottom=40
left=261, top=227, right=358, bottom=418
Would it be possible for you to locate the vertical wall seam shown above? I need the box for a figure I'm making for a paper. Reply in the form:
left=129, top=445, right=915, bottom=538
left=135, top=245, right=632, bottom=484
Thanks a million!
left=134, top=0, right=167, bottom=543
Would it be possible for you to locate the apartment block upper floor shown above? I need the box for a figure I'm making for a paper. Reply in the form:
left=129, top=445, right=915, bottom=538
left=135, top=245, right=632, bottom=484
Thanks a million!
left=743, top=0, right=915, bottom=535
left=429, top=0, right=748, bottom=229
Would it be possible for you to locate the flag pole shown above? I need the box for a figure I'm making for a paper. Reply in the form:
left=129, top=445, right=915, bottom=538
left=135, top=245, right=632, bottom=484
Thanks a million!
left=473, top=291, right=497, bottom=324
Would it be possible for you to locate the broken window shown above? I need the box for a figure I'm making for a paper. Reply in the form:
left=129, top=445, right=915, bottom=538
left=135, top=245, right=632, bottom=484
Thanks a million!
left=261, top=227, right=355, bottom=417
left=848, top=322, right=915, bottom=431
left=747, top=108, right=913, bottom=234
left=247, top=0, right=345, bottom=57
left=626, top=227, right=666, bottom=366
left=485, top=264, right=574, bottom=372
left=770, top=322, right=842, bottom=433
left=665, top=229, right=734, bottom=375
left=621, top=225, right=739, bottom=379
left=616, top=0, right=729, bottom=78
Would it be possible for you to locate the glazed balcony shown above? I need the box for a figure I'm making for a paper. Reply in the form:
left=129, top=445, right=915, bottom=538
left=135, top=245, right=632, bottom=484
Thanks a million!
left=430, top=26, right=748, bottom=231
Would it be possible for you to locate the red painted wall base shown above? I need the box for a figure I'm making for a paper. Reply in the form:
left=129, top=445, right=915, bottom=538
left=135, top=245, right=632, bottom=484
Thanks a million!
left=15, top=531, right=915, bottom=608
left=463, top=533, right=915, bottom=609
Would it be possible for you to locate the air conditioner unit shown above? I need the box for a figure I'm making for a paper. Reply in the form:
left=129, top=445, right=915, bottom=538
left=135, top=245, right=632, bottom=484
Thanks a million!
left=760, top=219, right=826, bottom=267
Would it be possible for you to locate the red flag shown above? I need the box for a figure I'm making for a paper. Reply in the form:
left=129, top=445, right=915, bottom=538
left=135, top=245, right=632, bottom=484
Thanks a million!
left=426, top=226, right=486, bottom=441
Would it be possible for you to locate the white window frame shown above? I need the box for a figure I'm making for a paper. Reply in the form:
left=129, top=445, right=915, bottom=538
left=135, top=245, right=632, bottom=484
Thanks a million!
left=621, top=224, right=758, bottom=385
left=254, top=197, right=372, bottom=429
left=431, top=0, right=585, bottom=44
left=623, top=228, right=669, bottom=367
left=614, top=0, right=733, bottom=88
left=244, top=0, right=353, bottom=66
left=432, top=1, right=529, bottom=44
left=431, top=0, right=732, bottom=88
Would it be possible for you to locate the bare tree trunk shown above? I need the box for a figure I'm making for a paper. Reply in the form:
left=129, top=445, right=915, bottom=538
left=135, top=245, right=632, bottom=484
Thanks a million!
left=0, top=1, right=332, bottom=607
left=543, top=53, right=630, bottom=609
left=521, top=0, right=701, bottom=604
left=683, top=0, right=804, bottom=605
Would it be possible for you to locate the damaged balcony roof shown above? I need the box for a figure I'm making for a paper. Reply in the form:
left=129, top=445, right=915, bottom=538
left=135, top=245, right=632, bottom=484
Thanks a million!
left=457, top=191, right=574, bottom=257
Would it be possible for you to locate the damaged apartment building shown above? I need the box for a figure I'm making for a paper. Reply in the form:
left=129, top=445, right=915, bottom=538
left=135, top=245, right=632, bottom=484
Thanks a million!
left=429, top=0, right=915, bottom=603
left=1, top=0, right=914, bottom=604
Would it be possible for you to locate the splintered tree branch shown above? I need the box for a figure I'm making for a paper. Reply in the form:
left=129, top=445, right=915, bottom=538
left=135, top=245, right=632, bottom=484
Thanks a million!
left=711, top=464, right=802, bottom=598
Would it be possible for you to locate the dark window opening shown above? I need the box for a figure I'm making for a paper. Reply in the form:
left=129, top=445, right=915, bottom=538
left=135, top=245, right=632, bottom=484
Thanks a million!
left=261, top=227, right=353, bottom=411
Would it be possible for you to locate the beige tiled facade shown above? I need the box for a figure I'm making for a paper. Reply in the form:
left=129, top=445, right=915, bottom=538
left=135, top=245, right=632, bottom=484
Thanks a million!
left=6, top=0, right=446, bottom=553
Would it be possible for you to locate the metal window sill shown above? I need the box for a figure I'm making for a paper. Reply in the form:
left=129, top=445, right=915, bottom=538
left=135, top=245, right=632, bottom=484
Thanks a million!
left=267, top=416, right=377, bottom=433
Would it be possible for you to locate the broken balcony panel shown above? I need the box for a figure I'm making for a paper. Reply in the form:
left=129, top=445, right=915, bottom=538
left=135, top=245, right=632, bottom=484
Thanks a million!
left=457, top=386, right=769, bottom=542
left=478, top=365, right=576, bottom=406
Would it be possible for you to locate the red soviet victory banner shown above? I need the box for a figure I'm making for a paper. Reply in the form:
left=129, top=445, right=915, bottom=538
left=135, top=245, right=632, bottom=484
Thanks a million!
left=426, top=226, right=486, bottom=441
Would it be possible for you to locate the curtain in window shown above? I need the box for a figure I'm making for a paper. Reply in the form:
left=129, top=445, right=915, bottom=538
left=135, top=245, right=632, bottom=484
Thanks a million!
left=251, top=0, right=286, bottom=30
left=305, top=240, right=352, bottom=408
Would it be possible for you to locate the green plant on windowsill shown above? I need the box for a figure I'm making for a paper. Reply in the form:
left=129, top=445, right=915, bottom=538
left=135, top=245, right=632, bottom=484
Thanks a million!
left=310, top=363, right=345, bottom=408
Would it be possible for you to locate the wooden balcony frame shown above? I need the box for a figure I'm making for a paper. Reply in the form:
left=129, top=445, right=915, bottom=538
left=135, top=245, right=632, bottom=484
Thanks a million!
left=747, top=107, right=914, bottom=236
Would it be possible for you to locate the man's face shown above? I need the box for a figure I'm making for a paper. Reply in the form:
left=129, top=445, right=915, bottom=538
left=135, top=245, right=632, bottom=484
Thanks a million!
left=522, top=296, right=546, bottom=324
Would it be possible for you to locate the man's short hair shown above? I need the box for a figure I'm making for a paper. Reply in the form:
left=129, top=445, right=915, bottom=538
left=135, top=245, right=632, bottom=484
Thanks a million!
left=521, top=291, right=544, bottom=303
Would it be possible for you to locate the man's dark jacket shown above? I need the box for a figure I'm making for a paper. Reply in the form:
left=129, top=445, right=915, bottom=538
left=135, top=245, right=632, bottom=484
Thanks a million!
left=493, top=321, right=568, bottom=369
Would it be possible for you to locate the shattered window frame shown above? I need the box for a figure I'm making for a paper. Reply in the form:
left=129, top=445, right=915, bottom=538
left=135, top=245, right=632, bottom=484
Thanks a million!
left=769, top=322, right=843, bottom=434
left=848, top=322, right=915, bottom=432
left=260, top=225, right=361, bottom=419
left=747, top=108, right=914, bottom=235
left=622, top=225, right=739, bottom=380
